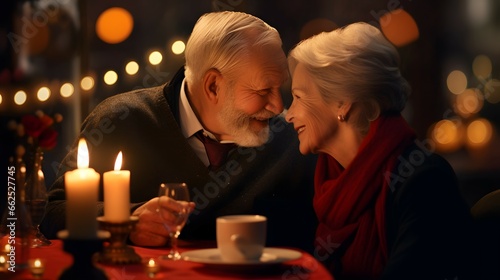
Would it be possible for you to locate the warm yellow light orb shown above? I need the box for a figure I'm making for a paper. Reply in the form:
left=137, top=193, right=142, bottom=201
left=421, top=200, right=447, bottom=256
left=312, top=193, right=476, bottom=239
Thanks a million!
left=171, top=41, right=186, bottom=55
left=37, top=87, right=51, bottom=102
left=104, top=70, right=118, bottom=85
left=466, top=118, right=493, bottom=147
left=60, top=83, right=74, bottom=98
left=485, top=79, right=500, bottom=104
left=430, top=119, right=463, bottom=152
left=148, top=51, right=162, bottom=65
left=81, top=76, right=95, bottom=91
left=380, top=9, right=419, bottom=47
left=455, top=88, right=483, bottom=117
left=125, top=61, right=139, bottom=75
left=0, top=93, right=3, bottom=105
left=14, top=90, right=27, bottom=105
left=447, top=70, right=467, bottom=95
left=472, top=55, right=492, bottom=79
left=96, top=7, right=134, bottom=44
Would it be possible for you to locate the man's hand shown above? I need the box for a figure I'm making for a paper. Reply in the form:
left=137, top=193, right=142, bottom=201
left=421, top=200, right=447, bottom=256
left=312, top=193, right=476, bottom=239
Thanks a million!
left=129, top=197, right=195, bottom=247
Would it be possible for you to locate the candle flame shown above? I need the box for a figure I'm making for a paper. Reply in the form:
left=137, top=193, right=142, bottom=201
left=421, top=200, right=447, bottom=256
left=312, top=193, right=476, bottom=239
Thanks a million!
left=77, top=138, right=89, bottom=169
left=148, top=258, right=156, bottom=267
left=34, top=259, right=42, bottom=267
left=114, top=151, right=123, bottom=171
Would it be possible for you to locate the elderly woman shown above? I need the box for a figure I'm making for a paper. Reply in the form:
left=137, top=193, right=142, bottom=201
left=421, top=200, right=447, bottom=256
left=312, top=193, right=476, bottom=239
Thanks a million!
left=285, top=22, right=472, bottom=279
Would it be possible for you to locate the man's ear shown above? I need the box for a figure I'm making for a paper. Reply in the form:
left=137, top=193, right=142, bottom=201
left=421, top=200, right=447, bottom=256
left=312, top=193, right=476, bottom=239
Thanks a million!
left=202, top=68, right=222, bottom=104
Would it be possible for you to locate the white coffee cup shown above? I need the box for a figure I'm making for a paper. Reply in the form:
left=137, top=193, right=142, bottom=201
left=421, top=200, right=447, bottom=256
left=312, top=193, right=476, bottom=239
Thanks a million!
left=216, top=215, right=267, bottom=262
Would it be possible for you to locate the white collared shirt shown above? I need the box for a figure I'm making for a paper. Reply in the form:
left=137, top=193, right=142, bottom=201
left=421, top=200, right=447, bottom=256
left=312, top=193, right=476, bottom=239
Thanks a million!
left=178, top=78, right=221, bottom=167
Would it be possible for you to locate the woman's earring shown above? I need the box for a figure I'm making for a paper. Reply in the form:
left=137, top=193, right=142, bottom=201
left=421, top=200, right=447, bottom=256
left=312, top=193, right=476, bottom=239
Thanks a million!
left=337, top=114, right=346, bottom=122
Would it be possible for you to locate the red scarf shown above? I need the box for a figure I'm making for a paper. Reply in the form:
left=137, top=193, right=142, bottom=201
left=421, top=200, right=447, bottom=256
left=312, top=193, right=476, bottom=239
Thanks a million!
left=314, top=114, right=416, bottom=279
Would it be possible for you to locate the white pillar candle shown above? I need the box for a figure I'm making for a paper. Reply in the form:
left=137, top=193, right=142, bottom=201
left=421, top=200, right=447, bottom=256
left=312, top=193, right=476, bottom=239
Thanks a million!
left=64, top=138, right=100, bottom=239
left=103, top=151, right=130, bottom=222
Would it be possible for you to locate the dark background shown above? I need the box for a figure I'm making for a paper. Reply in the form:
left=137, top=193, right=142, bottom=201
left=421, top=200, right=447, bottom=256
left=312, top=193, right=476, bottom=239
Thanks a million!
left=1, top=0, right=499, bottom=212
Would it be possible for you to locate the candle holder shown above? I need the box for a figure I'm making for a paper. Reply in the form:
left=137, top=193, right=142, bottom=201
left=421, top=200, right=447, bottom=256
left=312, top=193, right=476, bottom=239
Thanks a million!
left=28, top=258, right=45, bottom=279
left=143, top=257, right=160, bottom=278
left=96, top=216, right=142, bottom=265
left=57, top=230, right=109, bottom=280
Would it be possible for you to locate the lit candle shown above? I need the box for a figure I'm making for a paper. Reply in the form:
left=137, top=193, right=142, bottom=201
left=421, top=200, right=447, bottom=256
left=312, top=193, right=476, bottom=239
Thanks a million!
left=64, top=138, right=100, bottom=239
left=29, top=258, right=45, bottom=278
left=144, top=258, right=160, bottom=277
left=103, top=151, right=130, bottom=222
left=0, top=255, right=7, bottom=272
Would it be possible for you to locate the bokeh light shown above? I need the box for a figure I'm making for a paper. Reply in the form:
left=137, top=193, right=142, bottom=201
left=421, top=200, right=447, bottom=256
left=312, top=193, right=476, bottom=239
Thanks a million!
left=430, top=119, right=463, bottom=152
left=455, top=88, right=483, bottom=117
left=14, top=90, right=27, bottom=105
left=299, top=18, right=337, bottom=40
left=81, top=76, right=95, bottom=91
left=466, top=118, right=493, bottom=148
left=171, top=41, right=186, bottom=55
left=148, top=51, right=163, bottom=65
left=485, top=79, right=500, bottom=104
left=96, top=7, right=134, bottom=44
left=37, top=86, right=51, bottom=102
left=0, top=93, right=2, bottom=105
left=472, top=55, right=492, bottom=78
left=60, top=83, right=74, bottom=98
left=379, top=9, right=419, bottom=47
left=104, top=71, right=118, bottom=85
left=447, top=70, right=468, bottom=95
left=125, top=61, right=139, bottom=75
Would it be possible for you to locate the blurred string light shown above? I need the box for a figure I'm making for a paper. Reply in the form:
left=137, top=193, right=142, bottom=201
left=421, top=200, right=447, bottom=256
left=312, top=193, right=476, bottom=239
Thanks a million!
left=96, top=7, right=134, bottom=44
left=14, top=90, right=27, bottom=105
left=379, top=8, right=419, bottom=47
left=60, top=83, right=74, bottom=98
left=466, top=118, right=492, bottom=148
left=37, top=86, right=51, bottom=102
left=104, top=71, right=118, bottom=85
left=430, top=119, right=464, bottom=152
left=432, top=54, right=497, bottom=153
left=473, top=55, right=492, bottom=78
left=455, top=88, right=483, bottom=118
left=447, top=70, right=468, bottom=95
left=171, top=41, right=185, bottom=55
left=0, top=47, right=174, bottom=106
left=125, top=61, right=139, bottom=75
left=81, top=76, right=95, bottom=91
left=148, top=51, right=163, bottom=65
left=485, top=79, right=500, bottom=103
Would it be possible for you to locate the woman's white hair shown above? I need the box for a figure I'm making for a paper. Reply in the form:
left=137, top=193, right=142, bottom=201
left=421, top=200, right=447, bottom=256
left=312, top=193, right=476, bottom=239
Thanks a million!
left=288, top=22, right=411, bottom=135
left=185, top=11, right=283, bottom=86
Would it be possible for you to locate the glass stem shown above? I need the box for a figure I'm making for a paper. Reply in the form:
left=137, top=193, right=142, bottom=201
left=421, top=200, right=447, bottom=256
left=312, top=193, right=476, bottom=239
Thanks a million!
left=169, top=231, right=178, bottom=256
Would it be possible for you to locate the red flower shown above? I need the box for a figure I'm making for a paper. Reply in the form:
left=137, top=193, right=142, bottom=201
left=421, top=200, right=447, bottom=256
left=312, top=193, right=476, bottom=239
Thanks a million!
left=38, top=128, right=58, bottom=150
left=17, top=112, right=61, bottom=151
left=21, top=115, right=52, bottom=138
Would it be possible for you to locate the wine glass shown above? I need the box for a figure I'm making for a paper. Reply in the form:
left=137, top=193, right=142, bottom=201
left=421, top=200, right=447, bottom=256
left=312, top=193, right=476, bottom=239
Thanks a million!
left=158, top=183, right=191, bottom=260
left=25, top=151, right=51, bottom=247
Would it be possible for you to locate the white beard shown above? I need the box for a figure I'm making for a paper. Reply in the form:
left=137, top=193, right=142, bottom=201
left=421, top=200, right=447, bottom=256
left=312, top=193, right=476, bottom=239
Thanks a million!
left=217, top=90, right=274, bottom=147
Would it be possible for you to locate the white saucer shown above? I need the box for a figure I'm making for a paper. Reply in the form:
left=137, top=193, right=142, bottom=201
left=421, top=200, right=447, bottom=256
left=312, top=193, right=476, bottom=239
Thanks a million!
left=181, top=248, right=302, bottom=267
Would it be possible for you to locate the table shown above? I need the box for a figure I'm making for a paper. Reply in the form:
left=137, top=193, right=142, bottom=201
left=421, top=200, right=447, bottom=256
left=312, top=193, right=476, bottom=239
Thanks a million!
left=2, top=240, right=333, bottom=280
